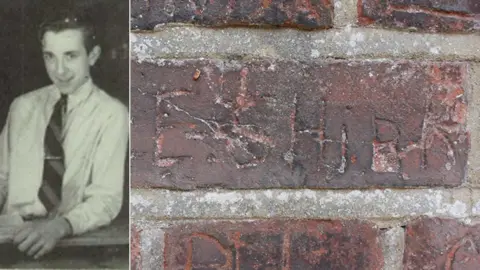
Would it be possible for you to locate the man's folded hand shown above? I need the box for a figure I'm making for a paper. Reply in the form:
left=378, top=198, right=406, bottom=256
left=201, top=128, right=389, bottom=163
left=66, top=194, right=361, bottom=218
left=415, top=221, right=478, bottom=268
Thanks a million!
left=13, top=217, right=72, bottom=259
left=0, top=214, right=24, bottom=244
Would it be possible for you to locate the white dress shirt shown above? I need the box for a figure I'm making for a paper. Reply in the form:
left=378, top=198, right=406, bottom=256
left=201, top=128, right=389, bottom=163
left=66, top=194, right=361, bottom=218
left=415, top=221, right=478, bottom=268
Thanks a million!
left=0, top=79, right=128, bottom=235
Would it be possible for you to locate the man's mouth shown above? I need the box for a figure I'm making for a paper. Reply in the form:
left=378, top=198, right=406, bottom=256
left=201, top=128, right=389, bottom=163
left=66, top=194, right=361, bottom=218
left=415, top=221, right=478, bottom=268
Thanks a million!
left=56, top=78, right=73, bottom=84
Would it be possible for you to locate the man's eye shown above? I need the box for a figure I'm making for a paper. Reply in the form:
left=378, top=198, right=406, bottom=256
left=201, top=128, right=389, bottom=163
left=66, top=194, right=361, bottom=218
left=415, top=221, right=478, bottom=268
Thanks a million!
left=43, top=54, right=52, bottom=60
left=66, top=54, right=78, bottom=60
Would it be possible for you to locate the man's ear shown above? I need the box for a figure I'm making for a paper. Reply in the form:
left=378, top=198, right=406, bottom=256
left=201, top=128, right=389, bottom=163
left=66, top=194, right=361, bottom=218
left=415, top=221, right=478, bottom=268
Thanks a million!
left=88, top=45, right=101, bottom=66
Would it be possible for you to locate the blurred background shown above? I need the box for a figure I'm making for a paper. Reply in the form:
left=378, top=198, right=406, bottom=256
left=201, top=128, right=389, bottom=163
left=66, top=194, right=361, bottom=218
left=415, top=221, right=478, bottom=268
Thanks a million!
left=0, top=0, right=129, bottom=220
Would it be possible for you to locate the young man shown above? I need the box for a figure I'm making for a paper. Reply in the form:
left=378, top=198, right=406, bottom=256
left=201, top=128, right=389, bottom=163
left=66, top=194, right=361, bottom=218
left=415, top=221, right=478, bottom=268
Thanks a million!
left=0, top=13, right=128, bottom=259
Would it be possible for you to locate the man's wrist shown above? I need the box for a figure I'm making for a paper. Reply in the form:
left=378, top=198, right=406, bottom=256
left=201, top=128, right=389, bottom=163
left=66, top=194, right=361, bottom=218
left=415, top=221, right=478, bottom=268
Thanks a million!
left=54, top=217, right=73, bottom=238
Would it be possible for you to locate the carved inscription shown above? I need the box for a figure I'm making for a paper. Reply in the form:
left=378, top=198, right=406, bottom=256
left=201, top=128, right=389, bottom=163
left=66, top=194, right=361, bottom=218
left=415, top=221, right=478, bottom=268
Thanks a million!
left=131, top=60, right=469, bottom=188
left=164, top=220, right=383, bottom=269
left=445, top=236, right=480, bottom=270
left=359, top=0, right=480, bottom=32
left=405, top=218, right=480, bottom=270
left=156, top=67, right=274, bottom=171
left=291, top=64, right=467, bottom=187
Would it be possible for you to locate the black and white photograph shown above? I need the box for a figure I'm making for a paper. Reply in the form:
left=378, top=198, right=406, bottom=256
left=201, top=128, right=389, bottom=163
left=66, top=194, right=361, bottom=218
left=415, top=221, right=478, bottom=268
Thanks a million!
left=0, top=0, right=129, bottom=268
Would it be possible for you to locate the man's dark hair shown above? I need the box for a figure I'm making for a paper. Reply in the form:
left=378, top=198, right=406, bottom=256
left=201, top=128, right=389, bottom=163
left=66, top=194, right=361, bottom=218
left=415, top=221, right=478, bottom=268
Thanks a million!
left=38, top=11, right=97, bottom=53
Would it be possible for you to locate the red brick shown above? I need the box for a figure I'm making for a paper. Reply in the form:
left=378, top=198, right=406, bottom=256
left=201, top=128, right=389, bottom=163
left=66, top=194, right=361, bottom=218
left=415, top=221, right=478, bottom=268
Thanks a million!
left=131, top=225, right=142, bottom=270
left=131, top=60, right=469, bottom=189
left=359, top=0, right=480, bottom=33
left=404, top=218, right=480, bottom=270
left=164, top=220, right=383, bottom=269
left=131, top=0, right=333, bottom=30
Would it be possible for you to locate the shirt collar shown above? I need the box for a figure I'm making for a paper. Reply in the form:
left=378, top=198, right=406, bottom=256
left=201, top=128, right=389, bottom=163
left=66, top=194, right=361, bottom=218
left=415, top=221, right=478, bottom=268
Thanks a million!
left=51, top=78, right=95, bottom=111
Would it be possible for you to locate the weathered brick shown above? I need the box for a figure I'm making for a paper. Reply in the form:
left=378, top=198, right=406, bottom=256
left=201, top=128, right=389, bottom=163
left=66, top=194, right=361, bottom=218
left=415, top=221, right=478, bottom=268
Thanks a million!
left=131, top=225, right=142, bottom=270
left=404, top=218, right=480, bottom=270
left=359, top=0, right=480, bottom=33
left=131, top=74, right=158, bottom=187
left=131, top=0, right=333, bottom=30
left=131, top=60, right=469, bottom=189
left=164, top=220, right=383, bottom=269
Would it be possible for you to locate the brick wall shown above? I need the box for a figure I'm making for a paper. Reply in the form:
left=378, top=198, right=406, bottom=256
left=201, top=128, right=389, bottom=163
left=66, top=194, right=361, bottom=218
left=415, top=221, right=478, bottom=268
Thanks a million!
left=131, top=0, right=480, bottom=269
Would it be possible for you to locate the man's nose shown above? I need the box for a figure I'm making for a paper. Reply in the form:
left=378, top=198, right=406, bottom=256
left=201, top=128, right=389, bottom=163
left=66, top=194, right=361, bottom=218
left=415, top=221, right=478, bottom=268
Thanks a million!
left=55, top=60, right=67, bottom=75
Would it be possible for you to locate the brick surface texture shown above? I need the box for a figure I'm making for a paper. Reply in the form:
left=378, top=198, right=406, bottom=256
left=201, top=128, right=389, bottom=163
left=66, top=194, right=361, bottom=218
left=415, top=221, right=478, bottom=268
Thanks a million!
left=359, top=0, right=480, bottom=33
left=164, top=220, right=383, bottom=269
left=131, top=0, right=334, bottom=30
left=132, top=60, right=468, bottom=189
left=404, top=218, right=480, bottom=270
left=131, top=0, right=479, bottom=268
left=131, top=225, right=141, bottom=270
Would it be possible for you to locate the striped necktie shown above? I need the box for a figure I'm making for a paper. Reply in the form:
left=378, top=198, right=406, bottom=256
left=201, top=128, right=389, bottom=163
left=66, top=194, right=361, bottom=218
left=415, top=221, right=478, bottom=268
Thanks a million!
left=39, top=94, right=67, bottom=213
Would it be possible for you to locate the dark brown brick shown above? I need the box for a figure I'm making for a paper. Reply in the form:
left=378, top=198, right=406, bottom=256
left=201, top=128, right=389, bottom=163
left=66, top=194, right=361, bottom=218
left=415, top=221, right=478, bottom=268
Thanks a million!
left=131, top=68, right=159, bottom=188
left=131, top=0, right=333, bottom=30
left=164, top=220, right=383, bottom=269
left=404, top=218, right=480, bottom=270
left=359, top=0, right=480, bottom=33
left=131, top=60, right=469, bottom=189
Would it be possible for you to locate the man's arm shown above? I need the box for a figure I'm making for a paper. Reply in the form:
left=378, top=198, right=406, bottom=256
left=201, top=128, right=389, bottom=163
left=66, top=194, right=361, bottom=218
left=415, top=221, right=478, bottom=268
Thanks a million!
left=62, top=103, right=129, bottom=235
left=0, top=105, right=12, bottom=211
left=0, top=125, right=9, bottom=211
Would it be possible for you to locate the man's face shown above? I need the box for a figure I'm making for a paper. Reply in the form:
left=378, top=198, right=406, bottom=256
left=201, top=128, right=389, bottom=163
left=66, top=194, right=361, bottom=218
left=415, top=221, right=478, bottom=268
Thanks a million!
left=42, top=29, right=98, bottom=94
